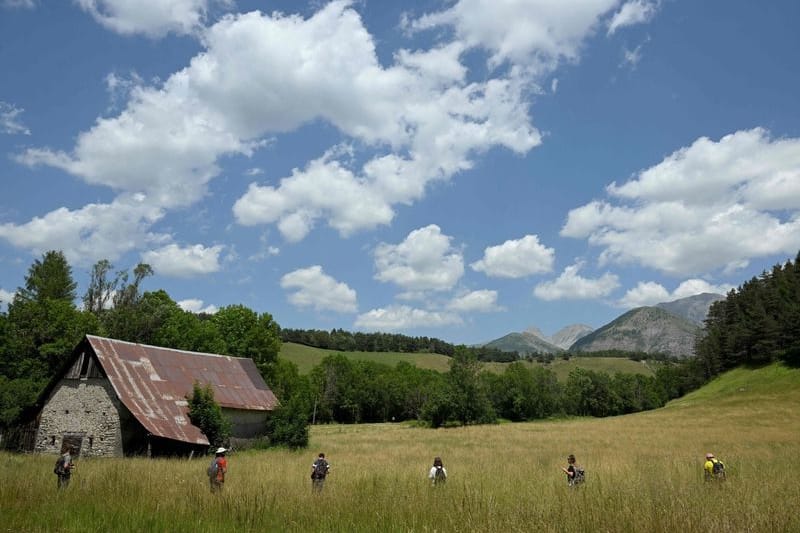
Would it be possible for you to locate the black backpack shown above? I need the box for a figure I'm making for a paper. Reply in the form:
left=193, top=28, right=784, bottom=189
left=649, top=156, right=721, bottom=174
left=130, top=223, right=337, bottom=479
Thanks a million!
left=434, top=465, right=447, bottom=484
left=573, top=466, right=586, bottom=485
left=711, top=460, right=725, bottom=478
left=54, top=456, right=67, bottom=476
left=312, top=459, right=328, bottom=479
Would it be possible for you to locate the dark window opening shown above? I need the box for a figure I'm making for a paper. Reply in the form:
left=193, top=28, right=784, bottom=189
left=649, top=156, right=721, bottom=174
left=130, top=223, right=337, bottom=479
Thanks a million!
left=88, top=437, right=94, bottom=449
left=50, top=436, right=56, bottom=446
left=65, top=410, right=69, bottom=414
left=61, top=434, right=83, bottom=456
left=79, top=352, right=92, bottom=378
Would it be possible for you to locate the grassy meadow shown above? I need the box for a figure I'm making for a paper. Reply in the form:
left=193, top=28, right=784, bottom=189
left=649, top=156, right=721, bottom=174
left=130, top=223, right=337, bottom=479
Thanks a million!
left=280, top=341, right=656, bottom=379
left=3, top=363, right=799, bottom=532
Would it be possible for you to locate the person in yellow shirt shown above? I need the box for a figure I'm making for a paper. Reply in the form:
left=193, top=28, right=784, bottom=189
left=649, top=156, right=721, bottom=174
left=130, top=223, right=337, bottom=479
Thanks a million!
left=704, top=452, right=726, bottom=481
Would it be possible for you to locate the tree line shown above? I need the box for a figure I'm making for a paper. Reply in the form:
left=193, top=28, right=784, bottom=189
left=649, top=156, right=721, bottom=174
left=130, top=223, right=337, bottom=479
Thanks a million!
left=696, top=252, right=800, bottom=377
left=281, top=327, right=520, bottom=362
left=273, top=348, right=701, bottom=428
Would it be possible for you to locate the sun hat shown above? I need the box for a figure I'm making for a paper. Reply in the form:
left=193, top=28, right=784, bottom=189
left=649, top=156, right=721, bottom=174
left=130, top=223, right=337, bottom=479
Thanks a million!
left=216, top=447, right=227, bottom=454
left=705, top=453, right=714, bottom=459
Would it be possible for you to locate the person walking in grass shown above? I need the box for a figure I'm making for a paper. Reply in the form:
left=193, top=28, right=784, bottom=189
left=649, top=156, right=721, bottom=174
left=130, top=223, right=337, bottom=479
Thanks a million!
left=208, top=447, right=228, bottom=493
left=311, top=452, right=330, bottom=492
left=704, top=452, right=726, bottom=481
left=428, top=456, right=447, bottom=486
left=54, top=446, right=76, bottom=490
left=561, top=454, right=585, bottom=487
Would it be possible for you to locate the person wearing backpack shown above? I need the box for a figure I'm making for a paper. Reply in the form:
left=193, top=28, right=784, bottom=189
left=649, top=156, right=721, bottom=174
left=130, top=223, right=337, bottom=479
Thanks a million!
left=208, top=447, right=228, bottom=493
left=704, top=452, right=726, bottom=481
left=562, top=454, right=585, bottom=487
left=54, top=446, right=76, bottom=489
left=428, top=456, right=447, bottom=486
left=311, top=452, right=330, bottom=492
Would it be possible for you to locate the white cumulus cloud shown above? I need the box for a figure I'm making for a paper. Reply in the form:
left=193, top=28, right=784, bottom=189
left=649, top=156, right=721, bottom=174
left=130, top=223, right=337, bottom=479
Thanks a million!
left=409, top=0, right=620, bottom=72
left=374, top=225, right=464, bottom=292
left=617, top=279, right=734, bottom=308
left=178, top=298, right=219, bottom=314
left=0, top=195, right=165, bottom=265
left=471, top=234, right=554, bottom=278
left=75, top=0, right=220, bottom=37
left=142, top=243, right=224, bottom=277
left=355, top=305, right=462, bottom=331
left=18, top=2, right=540, bottom=250
left=534, top=262, right=619, bottom=300
left=447, top=290, right=502, bottom=312
left=607, top=0, right=658, bottom=35
left=562, top=128, right=800, bottom=276
left=280, top=265, right=357, bottom=313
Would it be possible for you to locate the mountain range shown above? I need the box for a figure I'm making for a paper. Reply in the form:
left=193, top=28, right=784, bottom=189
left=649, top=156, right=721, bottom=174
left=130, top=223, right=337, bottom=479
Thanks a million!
left=482, top=293, right=724, bottom=358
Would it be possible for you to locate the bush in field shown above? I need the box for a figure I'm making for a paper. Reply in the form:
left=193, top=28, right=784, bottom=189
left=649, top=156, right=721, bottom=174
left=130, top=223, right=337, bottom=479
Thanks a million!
left=265, top=395, right=309, bottom=449
left=187, top=382, right=231, bottom=448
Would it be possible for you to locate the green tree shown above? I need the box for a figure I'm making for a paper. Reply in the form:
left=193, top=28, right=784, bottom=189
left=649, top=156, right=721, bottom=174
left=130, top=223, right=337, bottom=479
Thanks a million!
left=187, top=382, right=231, bottom=448
left=153, top=309, right=226, bottom=354
left=213, top=305, right=281, bottom=369
left=564, top=368, right=622, bottom=417
left=422, top=348, right=495, bottom=427
left=264, top=395, right=310, bottom=449
left=103, top=289, right=179, bottom=344
left=83, top=259, right=124, bottom=315
left=16, top=250, right=77, bottom=304
left=5, top=251, right=98, bottom=378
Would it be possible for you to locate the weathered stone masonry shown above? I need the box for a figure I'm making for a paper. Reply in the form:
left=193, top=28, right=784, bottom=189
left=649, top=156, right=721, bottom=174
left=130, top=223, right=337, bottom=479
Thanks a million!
left=35, top=377, right=123, bottom=457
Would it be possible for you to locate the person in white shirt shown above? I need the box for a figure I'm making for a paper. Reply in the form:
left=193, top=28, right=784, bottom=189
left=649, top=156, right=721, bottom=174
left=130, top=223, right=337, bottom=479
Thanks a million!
left=428, top=456, right=447, bottom=486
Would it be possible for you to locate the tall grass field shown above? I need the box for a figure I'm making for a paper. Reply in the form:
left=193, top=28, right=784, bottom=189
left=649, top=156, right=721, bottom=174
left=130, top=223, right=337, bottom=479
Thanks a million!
left=2, top=363, right=798, bottom=532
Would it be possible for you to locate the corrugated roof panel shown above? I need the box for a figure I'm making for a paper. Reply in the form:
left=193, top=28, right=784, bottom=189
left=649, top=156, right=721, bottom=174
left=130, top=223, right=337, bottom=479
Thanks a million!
left=86, top=335, right=279, bottom=445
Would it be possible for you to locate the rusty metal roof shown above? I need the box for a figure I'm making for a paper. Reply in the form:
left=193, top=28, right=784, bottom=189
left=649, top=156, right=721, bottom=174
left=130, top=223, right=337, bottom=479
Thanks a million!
left=86, top=335, right=279, bottom=446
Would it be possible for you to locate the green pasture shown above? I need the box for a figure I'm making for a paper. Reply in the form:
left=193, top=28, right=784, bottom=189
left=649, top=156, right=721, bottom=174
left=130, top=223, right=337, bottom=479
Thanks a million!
left=280, top=341, right=657, bottom=379
left=2, top=362, right=798, bottom=532
left=279, top=342, right=451, bottom=373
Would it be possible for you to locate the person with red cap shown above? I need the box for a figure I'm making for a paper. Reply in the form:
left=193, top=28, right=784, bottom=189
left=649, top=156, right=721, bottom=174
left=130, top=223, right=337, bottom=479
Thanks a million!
left=704, top=452, right=726, bottom=481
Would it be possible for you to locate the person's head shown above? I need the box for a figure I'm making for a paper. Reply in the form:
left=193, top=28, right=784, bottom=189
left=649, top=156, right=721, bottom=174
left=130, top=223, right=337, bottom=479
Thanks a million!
left=705, top=452, right=714, bottom=460
left=318, top=452, right=325, bottom=459
left=433, top=456, right=443, bottom=467
left=567, top=454, right=576, bottom=464
left=215, top=447, right=226, bottom=456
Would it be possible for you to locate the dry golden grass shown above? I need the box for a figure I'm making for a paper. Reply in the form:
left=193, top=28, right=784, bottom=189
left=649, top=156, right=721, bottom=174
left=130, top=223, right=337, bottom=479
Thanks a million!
left=2, top=363, right=798, bottom=532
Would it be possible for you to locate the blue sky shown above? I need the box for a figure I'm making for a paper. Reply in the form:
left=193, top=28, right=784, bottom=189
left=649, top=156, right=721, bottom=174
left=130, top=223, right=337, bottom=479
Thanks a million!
left=1, top=0, right=799, bottom=345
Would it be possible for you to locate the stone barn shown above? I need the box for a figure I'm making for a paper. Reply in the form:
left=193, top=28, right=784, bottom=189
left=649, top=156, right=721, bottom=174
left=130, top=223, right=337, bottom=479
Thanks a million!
left=34, top=335, right=279, bottom=457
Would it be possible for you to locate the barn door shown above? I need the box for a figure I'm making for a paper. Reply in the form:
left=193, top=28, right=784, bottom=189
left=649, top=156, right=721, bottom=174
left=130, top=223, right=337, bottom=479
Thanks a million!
left=61, top=434, right=84, bottom=457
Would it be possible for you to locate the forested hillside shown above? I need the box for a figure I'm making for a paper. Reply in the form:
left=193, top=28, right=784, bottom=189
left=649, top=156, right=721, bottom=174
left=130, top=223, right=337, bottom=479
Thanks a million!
left=696, top=252, right=800, bottom=375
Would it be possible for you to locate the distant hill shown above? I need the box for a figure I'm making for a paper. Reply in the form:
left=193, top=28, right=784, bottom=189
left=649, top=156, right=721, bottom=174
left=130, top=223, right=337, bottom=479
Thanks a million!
left=570, top=307, right=700, bottom=357
left=483, top=331, right=563, bottom=355
left=482, top=324, right=592, bottom=355
left=549, top=324, right=594, bottom=349
left=656, top=292, right=724, bottom=325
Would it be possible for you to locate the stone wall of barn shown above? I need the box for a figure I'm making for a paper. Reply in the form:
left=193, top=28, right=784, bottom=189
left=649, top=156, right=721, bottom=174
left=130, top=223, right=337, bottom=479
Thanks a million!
left=223, top=408, right=269, bottom=438
left=34, top=377, right=124, bottom=457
